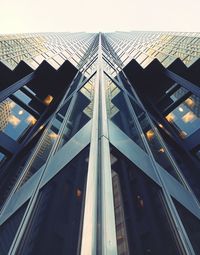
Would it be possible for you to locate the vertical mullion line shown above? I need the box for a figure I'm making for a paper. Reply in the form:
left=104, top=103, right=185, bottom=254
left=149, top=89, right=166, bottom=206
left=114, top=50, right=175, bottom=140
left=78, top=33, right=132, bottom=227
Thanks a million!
left=117, top=73, right=196, bottom=255
left=80, top=41, right=100, bottom=255
left=99, top=33, right=118, bottom=255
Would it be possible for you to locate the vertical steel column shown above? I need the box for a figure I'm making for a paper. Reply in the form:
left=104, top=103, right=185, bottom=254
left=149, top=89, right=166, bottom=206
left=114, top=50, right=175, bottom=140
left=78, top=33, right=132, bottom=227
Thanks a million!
left=80, top=49, right=100, bottom=255
left=81, top=33, right=117, bottom=255
left=99, top=34, right=117, bottom=255
left=116, top=74, right=196, bottom=255
left=7, top=75, right=83, bottom=255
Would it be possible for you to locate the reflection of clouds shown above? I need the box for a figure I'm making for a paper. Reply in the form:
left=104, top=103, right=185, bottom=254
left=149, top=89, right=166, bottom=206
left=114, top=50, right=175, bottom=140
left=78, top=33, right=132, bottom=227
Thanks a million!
left=8, top=115, right=20, bottom=127
left=26, top=115, right=36, bottom=125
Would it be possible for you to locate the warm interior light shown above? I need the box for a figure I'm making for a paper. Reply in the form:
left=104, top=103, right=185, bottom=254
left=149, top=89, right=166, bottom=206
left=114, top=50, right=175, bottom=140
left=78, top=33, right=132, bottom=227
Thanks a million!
left=43, top=95, right=53, bottom=105
left=26, top=116, right=37, bottom=125
left=158, top=123, right=163, bottom=128
left=48, top=132, right=59, bottom=139
left=146, top=129, right=154, bottom=140
left=185, top=97, right=195, bottom=107
left=76, top=189, right=82, bottom=197
left=165, top=113, right=175, bottom=123
left=158, top=148, right=165, bottom=153
left=8, top=115, right=20, bottom=126
left=182, top=111, right=196, bottom=123
left=137, top=195, right=144, bottom=208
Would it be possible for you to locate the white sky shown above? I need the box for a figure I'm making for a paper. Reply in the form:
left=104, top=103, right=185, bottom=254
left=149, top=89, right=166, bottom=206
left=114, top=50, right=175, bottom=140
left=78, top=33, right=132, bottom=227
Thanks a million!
left=0, top=0, right=199, bottom=33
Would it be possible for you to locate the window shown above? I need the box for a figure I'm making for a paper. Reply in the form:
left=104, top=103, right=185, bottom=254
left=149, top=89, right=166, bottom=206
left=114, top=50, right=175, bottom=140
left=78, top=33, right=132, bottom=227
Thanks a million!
left=0, top=99, right=36, bottom=141
left=165, top=96, right=200, bottom=139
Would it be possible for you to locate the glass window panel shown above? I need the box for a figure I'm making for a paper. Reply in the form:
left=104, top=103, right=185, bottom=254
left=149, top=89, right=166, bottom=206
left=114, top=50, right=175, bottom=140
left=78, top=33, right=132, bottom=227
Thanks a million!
left=57, top=86, right=92, bottom=149
left=0, top=99, right=36, bottom=141
left=129, top=96, right=186, bottom=183
left=13, top=148, right=89, bottom=255
left=53, top=54, right=65, bottom=65
left=165, top=95, right=200, bottom=139
left=170, top=87, right=188, bottom=102
left=173, top=199, right=200, bottom=254
left=14, top=90, right=32, bottom=104
left=111, top=149, right=181, bottom=255
left=16, top=99, right=72, bottom=189
left=47, top=58, right=60, bottom=69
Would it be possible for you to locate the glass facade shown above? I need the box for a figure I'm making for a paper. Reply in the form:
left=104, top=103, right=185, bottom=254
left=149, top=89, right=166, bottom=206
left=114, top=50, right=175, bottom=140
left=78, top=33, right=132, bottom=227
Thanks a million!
left=0, top=31, right=200, bottom=255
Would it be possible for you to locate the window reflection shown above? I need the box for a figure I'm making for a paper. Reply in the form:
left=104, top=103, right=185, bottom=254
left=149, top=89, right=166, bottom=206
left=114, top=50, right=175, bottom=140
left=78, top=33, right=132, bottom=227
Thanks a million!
left=43, top=95, right=53, bottom=105
left=0, top=152, right=7, bottom=167
left=0, top=99, right=36, bottom=141
left=165, top=96, right=200, bottom=139
left=14, top=90, right=32, bottom=104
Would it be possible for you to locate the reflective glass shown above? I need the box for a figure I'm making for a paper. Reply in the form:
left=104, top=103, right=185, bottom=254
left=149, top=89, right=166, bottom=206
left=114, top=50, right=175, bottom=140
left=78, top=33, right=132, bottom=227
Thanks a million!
left=106, top=78, right=146, bottom=151
left=57, top=83, right=93, bottom=149
left=11, top=148, right=89, bottom=255
left=165, top=95, right=200, bottom=139
left=16, top=99, right=72, bottom=189
left=173, top=199, right=200, bottom=254
left=129, top=96, right=187, bottom=183
left=0, top=99, right=37, bottom=141
left=111, top=148, right=181, bottom=255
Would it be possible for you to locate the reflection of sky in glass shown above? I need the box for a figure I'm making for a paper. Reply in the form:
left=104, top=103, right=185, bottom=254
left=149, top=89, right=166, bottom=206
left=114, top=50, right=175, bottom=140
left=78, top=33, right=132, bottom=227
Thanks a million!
left=170, top=87, right=188, bottom=103
left=166, top=100, right=200, bottom=138
left=0, top=152, right=5, bottom=161
left=14, top=90, right=32, bottom=104
left=2, top=99, right=36, bottom=140
left=24, top=86, right=36, bottom=96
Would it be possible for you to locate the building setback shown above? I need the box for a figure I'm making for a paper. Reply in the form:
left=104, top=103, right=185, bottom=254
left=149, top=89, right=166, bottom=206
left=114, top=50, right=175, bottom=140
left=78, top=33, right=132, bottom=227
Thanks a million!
left=0, top=32, right=200, bottom=254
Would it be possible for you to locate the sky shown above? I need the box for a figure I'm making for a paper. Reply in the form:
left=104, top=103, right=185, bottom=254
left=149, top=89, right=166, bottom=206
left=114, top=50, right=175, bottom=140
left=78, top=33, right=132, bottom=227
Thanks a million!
left=0, top=0, right=199, bottom=34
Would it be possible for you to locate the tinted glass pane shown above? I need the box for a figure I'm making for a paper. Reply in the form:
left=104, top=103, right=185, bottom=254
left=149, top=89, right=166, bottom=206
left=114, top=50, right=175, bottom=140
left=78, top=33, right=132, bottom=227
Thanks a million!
left=166, top=96, right=200, bottom=139
left=0, top=99, right=36, bottom=141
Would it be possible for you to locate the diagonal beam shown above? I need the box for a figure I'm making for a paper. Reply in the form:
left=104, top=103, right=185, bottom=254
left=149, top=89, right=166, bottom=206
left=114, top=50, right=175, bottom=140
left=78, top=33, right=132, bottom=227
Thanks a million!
left=0, top=72, right=35, bottom=103
left=108, top=120, right=200, bottom=220
left=0, top=120, right=92, bottom=225
left=165, top=69, right=200, bottom=98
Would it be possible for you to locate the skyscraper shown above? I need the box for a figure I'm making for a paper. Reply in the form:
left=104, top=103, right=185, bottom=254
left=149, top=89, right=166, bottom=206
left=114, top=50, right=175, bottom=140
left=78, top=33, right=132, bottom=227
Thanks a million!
left=0, top=31, right=200, bottom=255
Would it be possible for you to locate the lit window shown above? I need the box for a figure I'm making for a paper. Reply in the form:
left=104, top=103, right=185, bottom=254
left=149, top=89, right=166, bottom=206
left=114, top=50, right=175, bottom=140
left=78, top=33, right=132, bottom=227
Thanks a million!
left=76, top=189, right=82, bottom=197
left=185, top=97, right=195, bottom=107
left=48, top=132, right=59, bottom=139
left=146, top=129, right=154, bottom=140
left=26, top=116, right=37, bottom=125
left=43, top=95, right=53, bottom=105
left=165, top=113, right=175, bottom=123
left=8, top=115, right=20, bottom=127
left=182, top=111, right=197, bottom=123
